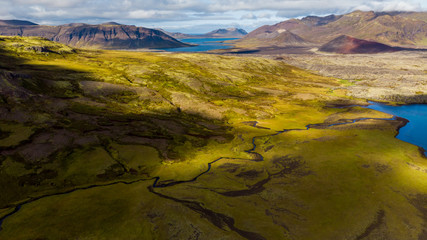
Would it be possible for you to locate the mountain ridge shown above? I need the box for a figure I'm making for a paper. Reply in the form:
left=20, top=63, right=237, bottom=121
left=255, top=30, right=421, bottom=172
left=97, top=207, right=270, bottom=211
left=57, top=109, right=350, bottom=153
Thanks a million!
left=238, top=11, right=427, bottom=47
left=0, top=20, right=38, bottom=26
left=0, top=20, right=190, bottom=49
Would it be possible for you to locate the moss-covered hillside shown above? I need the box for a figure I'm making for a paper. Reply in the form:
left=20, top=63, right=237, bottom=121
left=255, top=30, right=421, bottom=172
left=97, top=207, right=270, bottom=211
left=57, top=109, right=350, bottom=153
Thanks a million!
left=0, top=36, right=426, bottom=240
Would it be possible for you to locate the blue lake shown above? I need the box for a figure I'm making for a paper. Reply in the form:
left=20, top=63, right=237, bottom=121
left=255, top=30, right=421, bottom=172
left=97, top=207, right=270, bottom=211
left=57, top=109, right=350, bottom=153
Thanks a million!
left=367, top=102, right=427, bottom=153
left=159, top=38, right=238, bottom=52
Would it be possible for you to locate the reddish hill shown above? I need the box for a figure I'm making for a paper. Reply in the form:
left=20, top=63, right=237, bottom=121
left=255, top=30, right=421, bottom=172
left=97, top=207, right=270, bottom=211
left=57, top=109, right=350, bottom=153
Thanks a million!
left=239, top=11, right=427, bottom=47
left=319, top=35, right=399, bottom=54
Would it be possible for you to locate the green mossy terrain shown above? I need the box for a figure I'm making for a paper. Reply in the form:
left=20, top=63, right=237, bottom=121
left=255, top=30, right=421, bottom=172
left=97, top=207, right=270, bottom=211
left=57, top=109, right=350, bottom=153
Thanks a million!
left=0, top=36, right=426, bottom=239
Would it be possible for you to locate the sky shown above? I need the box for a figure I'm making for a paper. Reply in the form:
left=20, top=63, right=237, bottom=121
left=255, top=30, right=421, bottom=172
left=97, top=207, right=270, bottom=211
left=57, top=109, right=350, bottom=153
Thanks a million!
left=0, top=0, right=425, bottom=33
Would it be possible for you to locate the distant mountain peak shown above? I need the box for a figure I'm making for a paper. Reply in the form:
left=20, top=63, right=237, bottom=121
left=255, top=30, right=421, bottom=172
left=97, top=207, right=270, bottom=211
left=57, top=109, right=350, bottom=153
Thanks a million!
left=100, top=22, right=122, bottom=26
left=0, top=20, right=38, bottom=26
left=205, top=28, right=248, bottom=37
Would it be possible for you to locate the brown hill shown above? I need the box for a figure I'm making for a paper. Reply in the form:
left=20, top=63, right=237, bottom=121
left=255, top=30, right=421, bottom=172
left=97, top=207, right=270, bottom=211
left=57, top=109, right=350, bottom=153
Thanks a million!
left=319, top=35, right=399, bottom=54
left=0, top=21, right=190, bottom=49
left=239, top=11, right=427, bottom=47
left=240, top=28, right=310, bottom=47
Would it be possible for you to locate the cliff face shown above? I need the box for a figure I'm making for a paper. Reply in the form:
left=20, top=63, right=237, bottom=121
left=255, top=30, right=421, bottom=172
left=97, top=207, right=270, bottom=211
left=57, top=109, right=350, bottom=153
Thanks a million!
left=0, top=22, right=190, bottom=49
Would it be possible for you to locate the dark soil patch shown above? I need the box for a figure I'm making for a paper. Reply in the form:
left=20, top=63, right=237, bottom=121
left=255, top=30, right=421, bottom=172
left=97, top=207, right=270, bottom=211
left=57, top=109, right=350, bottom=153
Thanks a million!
left=217, top=163, right=240, bottom=173
left=409, top=194, right=427, bottom=240
left=18, top=169, right=58, bottom=186
left=265, top=145, right=274, bottom=152
left=148, top=186, right=266, bottom=240
left=218, top=155, right=305, bottom=197
left=355, top=210, right=385, bottom=240
left=375, top=164, right=391, bottom=173
left=236, top=170, right=263, bottom=179
left=218, top=176, right=271, bottom=197
left=0, top=130, right=11, bottom=140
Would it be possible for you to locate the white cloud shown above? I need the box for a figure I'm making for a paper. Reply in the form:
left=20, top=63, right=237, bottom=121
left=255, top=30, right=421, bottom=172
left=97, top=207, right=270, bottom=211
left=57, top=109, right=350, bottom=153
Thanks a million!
left=353, top=1, right=422, bottom=12
left=13, top=0, right=86, bottom=8
left=241, top=13, right=257, bottom=20
left=28, top=6, right=68, bottom=18
left=258, top=13, right=272, bottom=19
left=0, top=0, right=425, bottom=32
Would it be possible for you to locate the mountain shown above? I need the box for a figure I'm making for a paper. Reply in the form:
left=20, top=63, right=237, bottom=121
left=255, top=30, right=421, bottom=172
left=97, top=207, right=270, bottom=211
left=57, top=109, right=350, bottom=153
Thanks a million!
left=319, top=35, right=399, bottom=54
left=203, top=28, right=248, bottom=38
left=0, top=20, right=38, bottom=26
left=238, top=11, right=427, bottom=47
left=241, top=28, right=310, bottom=46
left=160, top=27, right=248, bottom=39
left=0, top=20, right=190, bottom=49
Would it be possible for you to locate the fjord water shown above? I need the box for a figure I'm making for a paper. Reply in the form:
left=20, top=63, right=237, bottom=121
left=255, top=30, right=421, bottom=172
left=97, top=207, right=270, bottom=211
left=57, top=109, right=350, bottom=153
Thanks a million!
left=160, top=38, right=238, bottom=52
left=367, top=102, right=427, bottom=152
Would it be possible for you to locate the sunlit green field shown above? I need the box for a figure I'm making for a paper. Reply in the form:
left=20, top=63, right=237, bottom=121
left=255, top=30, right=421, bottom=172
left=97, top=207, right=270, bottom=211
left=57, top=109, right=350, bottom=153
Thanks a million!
left=0, top=36, right=426, bottom=239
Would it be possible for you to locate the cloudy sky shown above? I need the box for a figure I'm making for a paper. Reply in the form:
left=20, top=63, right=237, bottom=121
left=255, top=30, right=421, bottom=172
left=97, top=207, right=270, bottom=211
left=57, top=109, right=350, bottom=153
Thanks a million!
left=0, top=0, right=425, bottom=33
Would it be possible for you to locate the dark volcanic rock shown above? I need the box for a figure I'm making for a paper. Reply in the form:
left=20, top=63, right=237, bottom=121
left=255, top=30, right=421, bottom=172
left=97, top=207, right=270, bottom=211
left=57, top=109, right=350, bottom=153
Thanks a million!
left=319, top=35, right=399, bottom=54
left=0, top=20, right=190, bottom=49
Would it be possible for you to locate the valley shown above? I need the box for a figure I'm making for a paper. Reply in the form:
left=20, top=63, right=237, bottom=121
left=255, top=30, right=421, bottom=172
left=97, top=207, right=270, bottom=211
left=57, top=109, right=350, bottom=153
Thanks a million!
left=0, top=35, right=426, bottom=239
left=0, top=9, right=426, bottom=240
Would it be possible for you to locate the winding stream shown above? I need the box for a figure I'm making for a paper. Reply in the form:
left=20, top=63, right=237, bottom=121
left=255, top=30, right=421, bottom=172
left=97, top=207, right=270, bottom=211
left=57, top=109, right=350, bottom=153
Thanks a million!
left=0, top=114, right=408, bottom=237
left=150, top=115, right=400, bottom=189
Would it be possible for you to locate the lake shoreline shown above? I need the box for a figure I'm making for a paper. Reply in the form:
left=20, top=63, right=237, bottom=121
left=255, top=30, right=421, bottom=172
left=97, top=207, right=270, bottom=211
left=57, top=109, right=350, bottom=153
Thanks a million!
left=157, top=38, right=240, bottom=52
left=367, top=101, right=427, bottom=157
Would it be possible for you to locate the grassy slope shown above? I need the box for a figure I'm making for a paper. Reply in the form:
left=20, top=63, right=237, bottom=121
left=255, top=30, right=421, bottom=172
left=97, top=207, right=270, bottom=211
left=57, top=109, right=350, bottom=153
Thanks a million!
left=0, top=36, right=426, bottom=239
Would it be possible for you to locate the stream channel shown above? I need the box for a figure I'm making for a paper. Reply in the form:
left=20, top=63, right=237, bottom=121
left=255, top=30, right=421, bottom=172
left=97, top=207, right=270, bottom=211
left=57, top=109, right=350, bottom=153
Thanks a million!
left=0, top=102, right=425, bottom=236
